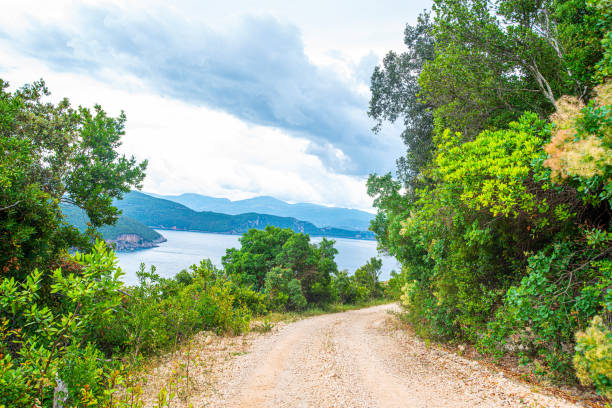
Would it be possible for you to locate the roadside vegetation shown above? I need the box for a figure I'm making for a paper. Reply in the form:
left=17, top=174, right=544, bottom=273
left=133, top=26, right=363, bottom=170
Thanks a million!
left=0, top=80, right=388, bottom=407
left=368, top=0, right=611, bottom=399
left=3, top=0, right=610, bottom=405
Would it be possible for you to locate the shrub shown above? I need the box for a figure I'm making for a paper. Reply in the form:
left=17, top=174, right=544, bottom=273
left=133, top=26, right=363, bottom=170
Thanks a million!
left=354, top=257, right=383, bottom=299
left=222, top=226, right=336, bottom=307
left=117, top=259, right=258, bottom=354
left=264, top=267, right=307, bottom=311
left=331, top=269, right=355, bottom=304
left=287, top=278, right=308, bottom=311
left=544, top=81, right=612, bottom=207
left=56, top=343, right=105, bottom=405
left=367, top=2, right=612, bottom=392
left=384, top=269, right=405, bottom=299
left=573, top=315, right=612, bottom=398
left=372, top=100, right=611, bottom=381
left=479, top=244, right=611, bottom=379
left=264, top=267, right=292, bottom=310
left=0, top=241, right=133, bottom=407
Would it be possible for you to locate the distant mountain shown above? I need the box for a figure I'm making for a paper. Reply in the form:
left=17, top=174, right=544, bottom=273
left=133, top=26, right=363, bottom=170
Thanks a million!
left=149, top=193, right=374, bottom=231
left=119, top=192, right=375, bottom=240
left=61, top=203, right=167, bottom=251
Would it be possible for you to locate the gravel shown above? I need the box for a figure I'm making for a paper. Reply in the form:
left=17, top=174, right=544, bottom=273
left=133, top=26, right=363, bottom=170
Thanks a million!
left=140, top=304, right=589, bottom=408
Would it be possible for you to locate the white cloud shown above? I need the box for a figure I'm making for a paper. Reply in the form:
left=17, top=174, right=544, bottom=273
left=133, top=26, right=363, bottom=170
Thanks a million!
left=0, top=0, right=432, bottom=211
left=1, top=45, right=374, bottom=211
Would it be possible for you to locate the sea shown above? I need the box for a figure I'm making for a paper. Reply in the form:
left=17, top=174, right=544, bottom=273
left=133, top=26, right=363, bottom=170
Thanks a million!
left=116, top=229, right=400, bottom=286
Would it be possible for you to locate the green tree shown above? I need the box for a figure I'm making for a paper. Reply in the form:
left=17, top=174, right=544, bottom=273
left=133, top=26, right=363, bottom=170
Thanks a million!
left=222, top=226, right=294, bottom=290
left=417, top=0, right=607, bottom=137
left=369, top=12, right=436, bottom=187
left=0, top=79, right=147, bottom=278
left=367, top=0, right=611, bottom=387
left=223, top=226, right=337, bottom=307
left=264, top=266, right=307, bottom=311
left=354, top=257, right=383, bottom=299
left=331, top=269, right=355, bottom=304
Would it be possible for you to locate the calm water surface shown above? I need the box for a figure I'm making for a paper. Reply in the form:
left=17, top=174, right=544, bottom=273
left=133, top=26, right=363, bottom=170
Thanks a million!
left=117, top=229, right=400, bottom=286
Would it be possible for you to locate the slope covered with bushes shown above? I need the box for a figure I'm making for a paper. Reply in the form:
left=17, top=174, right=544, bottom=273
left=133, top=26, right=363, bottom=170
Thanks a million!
left=368, top=0, right=611, bottom=396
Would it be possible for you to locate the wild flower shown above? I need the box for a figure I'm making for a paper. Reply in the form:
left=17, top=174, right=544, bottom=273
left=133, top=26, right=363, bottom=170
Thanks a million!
left=544, top=82, right=612, bottom=181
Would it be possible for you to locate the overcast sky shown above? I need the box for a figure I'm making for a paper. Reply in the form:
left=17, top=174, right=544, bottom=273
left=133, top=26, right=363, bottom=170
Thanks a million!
left=0, top=0, right=431, bottom=211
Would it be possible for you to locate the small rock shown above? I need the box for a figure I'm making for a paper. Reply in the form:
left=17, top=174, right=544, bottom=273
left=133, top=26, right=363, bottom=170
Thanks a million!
left=205, top=335, right=213, bottom=345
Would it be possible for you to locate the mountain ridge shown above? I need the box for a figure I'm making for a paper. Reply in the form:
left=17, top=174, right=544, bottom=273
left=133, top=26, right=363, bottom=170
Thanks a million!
left=149, top=192, right=374, bottom=231
left=119, top=192, right=375, bottom=240
left=60, top=203, right=167, bottom=251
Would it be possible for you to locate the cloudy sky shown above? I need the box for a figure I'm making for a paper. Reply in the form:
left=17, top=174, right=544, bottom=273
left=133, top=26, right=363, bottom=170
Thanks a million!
left=0, top=0, right=431, bottom=211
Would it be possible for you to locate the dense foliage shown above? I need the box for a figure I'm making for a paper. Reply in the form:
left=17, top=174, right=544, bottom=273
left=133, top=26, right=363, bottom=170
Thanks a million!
left=0, top=241, right=265, bottom=407
left=0, top=79, right=147, bottom=280
left=369, top=0, right=611, bottom=396
left=0, top=227, right=384, bottom=406
left=222, top=226, right=385, bottom=310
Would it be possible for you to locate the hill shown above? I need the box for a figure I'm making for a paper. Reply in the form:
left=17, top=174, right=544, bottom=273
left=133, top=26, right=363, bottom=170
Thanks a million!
left=61, top=203, right=166, bottom=251
left=118, top=192, right=375, bottom=240
left=149, top=193, right=374, bottom=231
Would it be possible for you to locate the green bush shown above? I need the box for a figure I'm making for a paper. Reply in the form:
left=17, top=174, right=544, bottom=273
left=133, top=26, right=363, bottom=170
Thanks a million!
left=478, top=245, right=611, bottom=378
left=367, top=0, right=611, bottom=391
left=57, top=343, right=105, bottom=405
left=0, top=241, right=133, bottom=407
left=369, top=86, right=612, bottom=382
left=354, top=257, right=383, bottom=299
left=573, top=315, right=612, bottom=398
left=331, top=269, right=355, bottom=304
left=384, top=269, right=405, bottom=299
left=329, top=258, right=387, bottom=306
left=113, top=259, right=261, bottom=355
left=287, top=278, right=308, bottom=311
left=264, top=267, right=307, bottom=311
left=223, top=226, right=337, bottom=307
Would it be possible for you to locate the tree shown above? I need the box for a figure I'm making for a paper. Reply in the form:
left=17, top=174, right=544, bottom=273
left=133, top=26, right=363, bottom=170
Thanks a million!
left=369, top=12, right=436, bottom=188
left=222, top=226, right=294, bottom=290
left=366, top=0, right=611, bottom=387
left=354, top=257, right=383, bottom=298
left=0, top=79, right=147, bottom=278
left=222, top=226, right=338, bottom=307
left=331, top=269, right=354, bottom=303
left=264, top=266, right=307, bottom=311
left=419, top=0, right=606, bottom=137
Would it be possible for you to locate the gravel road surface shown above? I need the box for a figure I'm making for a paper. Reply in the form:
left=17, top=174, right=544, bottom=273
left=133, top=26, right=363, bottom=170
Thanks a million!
left=143, top=303, right=585, bottom=407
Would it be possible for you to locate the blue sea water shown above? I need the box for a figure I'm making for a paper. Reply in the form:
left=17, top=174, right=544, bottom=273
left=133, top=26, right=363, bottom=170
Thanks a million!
left=116, top=229, right=400, bottom=286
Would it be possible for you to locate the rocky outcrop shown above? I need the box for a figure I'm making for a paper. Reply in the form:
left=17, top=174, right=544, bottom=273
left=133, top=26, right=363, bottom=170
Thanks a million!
left=107, top=234, right=167, bottom=251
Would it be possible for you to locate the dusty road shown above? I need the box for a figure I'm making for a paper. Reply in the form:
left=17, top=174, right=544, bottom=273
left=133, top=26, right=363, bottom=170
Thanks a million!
left=144, top=304, right=585, bottom=407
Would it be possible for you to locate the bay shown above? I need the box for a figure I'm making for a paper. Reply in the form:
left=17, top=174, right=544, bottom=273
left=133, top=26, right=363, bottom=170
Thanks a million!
left=116, top=229, right=400, bottom=286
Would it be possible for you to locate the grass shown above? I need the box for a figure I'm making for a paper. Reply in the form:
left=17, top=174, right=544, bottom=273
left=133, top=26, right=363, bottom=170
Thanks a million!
left=253, top=298, right=393, bottom=325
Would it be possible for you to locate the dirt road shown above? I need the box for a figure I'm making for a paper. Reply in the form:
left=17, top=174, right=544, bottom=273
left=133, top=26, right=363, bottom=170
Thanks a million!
left=213, top=304, right=585, bottom=407
left=144, top=304, right=585, bottom=407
